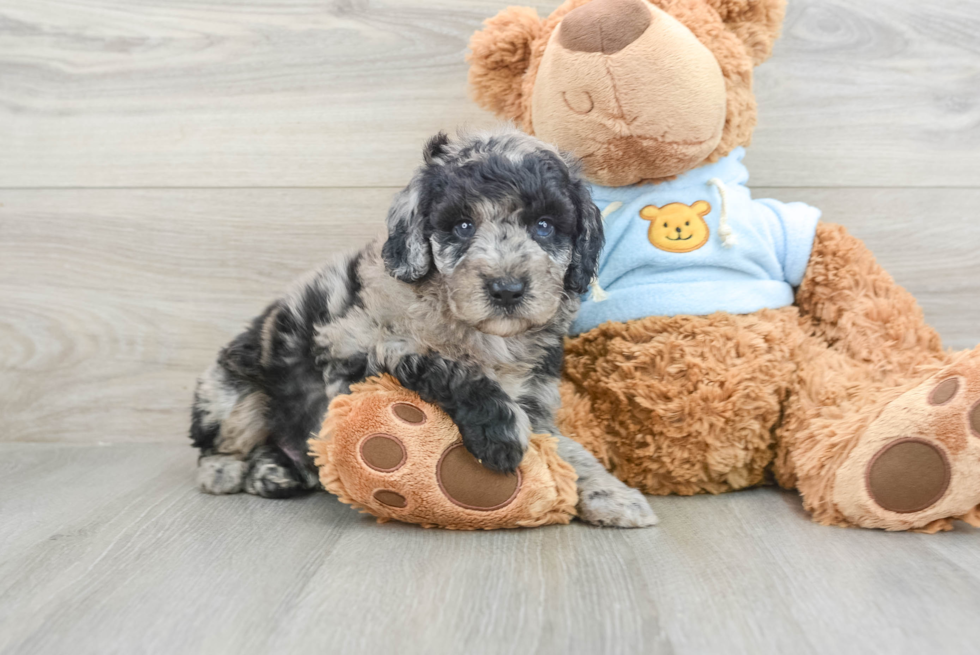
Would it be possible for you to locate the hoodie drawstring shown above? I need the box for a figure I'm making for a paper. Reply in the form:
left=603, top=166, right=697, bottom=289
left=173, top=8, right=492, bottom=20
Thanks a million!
left=707, top=177, right=737, bottom=248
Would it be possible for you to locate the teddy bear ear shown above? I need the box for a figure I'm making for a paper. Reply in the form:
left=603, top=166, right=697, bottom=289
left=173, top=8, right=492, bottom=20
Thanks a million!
left=704, top=0, right=787, bottom=65
left=639, top=205, right=661, bottom=219
left=467, top=7, right=544, bottom=124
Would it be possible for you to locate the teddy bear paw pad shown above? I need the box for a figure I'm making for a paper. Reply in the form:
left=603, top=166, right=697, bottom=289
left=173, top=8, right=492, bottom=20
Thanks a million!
left=359, top=434, right=406, bottom=472
left=436, top=443, right=521, bottom=510
left=865, top=438, right=950, bottom=514
left=391, top=402, right=426, bottom=424
left=373, top=489, right=408, bottom=508
left=833, top=354, right=980, bottom=531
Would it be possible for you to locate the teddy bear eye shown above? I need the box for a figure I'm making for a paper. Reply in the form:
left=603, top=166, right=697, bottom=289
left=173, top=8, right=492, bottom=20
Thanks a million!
left=686, top=221, right=690, bottom=226
left=663, top=222, right=668, bottom=228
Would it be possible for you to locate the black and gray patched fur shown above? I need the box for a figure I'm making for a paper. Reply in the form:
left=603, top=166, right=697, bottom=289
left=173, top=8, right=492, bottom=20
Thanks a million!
left=190, top=127, right=657, bottom=527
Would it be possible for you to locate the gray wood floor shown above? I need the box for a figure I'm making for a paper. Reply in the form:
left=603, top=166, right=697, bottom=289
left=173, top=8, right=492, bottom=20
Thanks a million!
left=2, top=443, right=979, bottom=655
left=1, top=0, right=979, bottom=653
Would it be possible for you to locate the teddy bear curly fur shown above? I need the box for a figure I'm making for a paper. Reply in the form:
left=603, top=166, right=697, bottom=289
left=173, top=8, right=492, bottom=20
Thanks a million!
left=468, top=0, right=980, bottom=532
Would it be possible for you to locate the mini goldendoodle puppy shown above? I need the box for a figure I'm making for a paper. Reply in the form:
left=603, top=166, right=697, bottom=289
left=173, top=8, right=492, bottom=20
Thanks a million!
left=190, top=127, right=657, bottom=527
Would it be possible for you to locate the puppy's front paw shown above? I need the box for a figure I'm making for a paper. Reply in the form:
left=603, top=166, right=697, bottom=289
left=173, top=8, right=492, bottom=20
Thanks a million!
left=578, top=484, right=658, bottom=528
left=391, top=353, right=527, bottom=472
left=457, top=410, right=526, bottom=474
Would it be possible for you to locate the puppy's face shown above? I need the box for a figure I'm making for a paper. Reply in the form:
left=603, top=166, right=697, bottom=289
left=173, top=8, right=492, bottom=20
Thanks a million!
left=382, top=128, right=604, bottom=337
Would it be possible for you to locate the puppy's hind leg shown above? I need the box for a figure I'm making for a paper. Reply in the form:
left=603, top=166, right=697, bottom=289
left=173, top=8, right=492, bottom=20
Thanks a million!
left=198, top=455, right=249, bottom=495
left=241, top=365, right=329, bottom=499
left=192, top=362, right=274, bottom=496
left=195, top=385, right=319, bottom=499
left=243, top=443, right=317, bottom=499
left=557, top=435, right=659, bottom=528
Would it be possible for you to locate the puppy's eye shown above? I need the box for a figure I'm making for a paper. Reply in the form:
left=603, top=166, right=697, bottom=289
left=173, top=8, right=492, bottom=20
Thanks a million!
left=685, top=221, right=690, bottom=226
left=535, top=218, right=555, bottom=239
left=663, top=222, right=668, bottom=228
left=453, top=221, right=475, bottom=239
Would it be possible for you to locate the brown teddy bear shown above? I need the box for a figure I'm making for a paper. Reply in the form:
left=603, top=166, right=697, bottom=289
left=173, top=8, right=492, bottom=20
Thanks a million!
left=466, top=0, right=980, bottom=532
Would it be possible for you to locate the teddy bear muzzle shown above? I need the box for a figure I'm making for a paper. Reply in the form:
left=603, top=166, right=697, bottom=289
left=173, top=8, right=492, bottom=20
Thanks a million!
left=558, top=0, right=652, bottom=54
left=530, top=0, right=729, bottom=185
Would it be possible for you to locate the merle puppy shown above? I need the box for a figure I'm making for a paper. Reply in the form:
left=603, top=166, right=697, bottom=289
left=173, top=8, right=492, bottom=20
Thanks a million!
left=190, top=127, right=657, bottom=527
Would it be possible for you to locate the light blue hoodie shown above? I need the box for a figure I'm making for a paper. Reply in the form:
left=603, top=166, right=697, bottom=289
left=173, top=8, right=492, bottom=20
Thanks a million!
left=570, top=147, right=821, bottom=335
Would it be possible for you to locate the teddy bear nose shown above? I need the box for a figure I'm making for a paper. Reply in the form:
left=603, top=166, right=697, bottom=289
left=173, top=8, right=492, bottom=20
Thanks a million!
left=676, top=227, right=682, bottom=233
left=558, top=0, right=652, bottom=54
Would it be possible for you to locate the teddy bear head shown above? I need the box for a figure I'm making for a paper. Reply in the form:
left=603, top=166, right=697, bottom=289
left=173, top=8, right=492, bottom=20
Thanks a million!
left=468, top=0, right=785, bottom=186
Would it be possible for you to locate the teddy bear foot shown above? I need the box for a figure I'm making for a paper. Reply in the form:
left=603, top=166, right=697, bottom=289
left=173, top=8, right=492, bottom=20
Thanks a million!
left=310, top=375, right=579, bottom=530
left=831, top=351, right=980, bottom=532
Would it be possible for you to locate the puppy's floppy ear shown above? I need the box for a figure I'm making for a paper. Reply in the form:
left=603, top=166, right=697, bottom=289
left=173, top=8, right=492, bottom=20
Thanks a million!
left=564, top=177, right=605, bottom=295
left=423, top=131, right=451, bottom=166
left=382, top=177, right=431, bottom=284
left=383, top=132, right=456, bottom=282
left=467, top=7, right=543, bottom=125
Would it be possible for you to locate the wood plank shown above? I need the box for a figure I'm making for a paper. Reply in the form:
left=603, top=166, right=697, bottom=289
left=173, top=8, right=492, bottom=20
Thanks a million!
left=2, top=187, right=978, bottom=445
left=0, top=188, right=392, bottom=445
left=0, top=0, right=978, bottom=188
left=0, top=0, right=510, bottom=189
left=0, top=443, right=977, bottom=655
left=746, top=0, right=980, bottom=187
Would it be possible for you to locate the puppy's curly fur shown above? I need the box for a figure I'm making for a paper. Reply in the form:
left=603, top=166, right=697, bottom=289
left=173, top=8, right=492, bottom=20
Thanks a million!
left=190, top=127, right=656, bottom=527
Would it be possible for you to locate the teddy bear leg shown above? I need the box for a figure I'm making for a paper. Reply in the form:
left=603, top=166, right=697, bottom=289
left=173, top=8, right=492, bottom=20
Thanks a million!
left=771, top=331, right=876, bottom=493
left=562, top=311, right=799, bottom=496
left=796, top=222, right=945, bottom=380
left=556, top=379, right=617, bottom=471
left=554, top=381, right=659, bottom=526
left=785, top=344, right=980, bottom=532
left=796, top=223, right=943, bottom=380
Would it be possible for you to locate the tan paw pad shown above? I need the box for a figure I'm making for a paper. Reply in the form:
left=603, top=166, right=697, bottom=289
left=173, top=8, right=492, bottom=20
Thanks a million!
left=928, top=377, right=960, bottom=406
left=391, top=402, right=426, bottom=424
left=866, top=438, right=950, bottom=513
left=373, top=489, right=408, bottom=508
left=436, top=443, right=521, bottom=511
left=359, top=434, right=407, bottom=472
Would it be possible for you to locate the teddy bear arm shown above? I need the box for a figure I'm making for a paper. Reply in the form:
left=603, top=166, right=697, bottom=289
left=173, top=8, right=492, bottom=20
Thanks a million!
left=794, top=222, right=945, bottom=378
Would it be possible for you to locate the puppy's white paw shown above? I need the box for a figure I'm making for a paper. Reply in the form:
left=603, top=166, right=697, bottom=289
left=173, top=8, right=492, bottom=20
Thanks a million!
left=198, top=455, right=246, bottom=495
left=578, top=485, right=659, bottom=528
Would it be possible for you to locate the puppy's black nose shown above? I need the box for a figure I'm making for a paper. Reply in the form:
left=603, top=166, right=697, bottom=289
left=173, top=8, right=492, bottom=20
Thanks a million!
left=487, top=278, right=527, bottom=306
left=675, top=227, right=682, bottom=233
